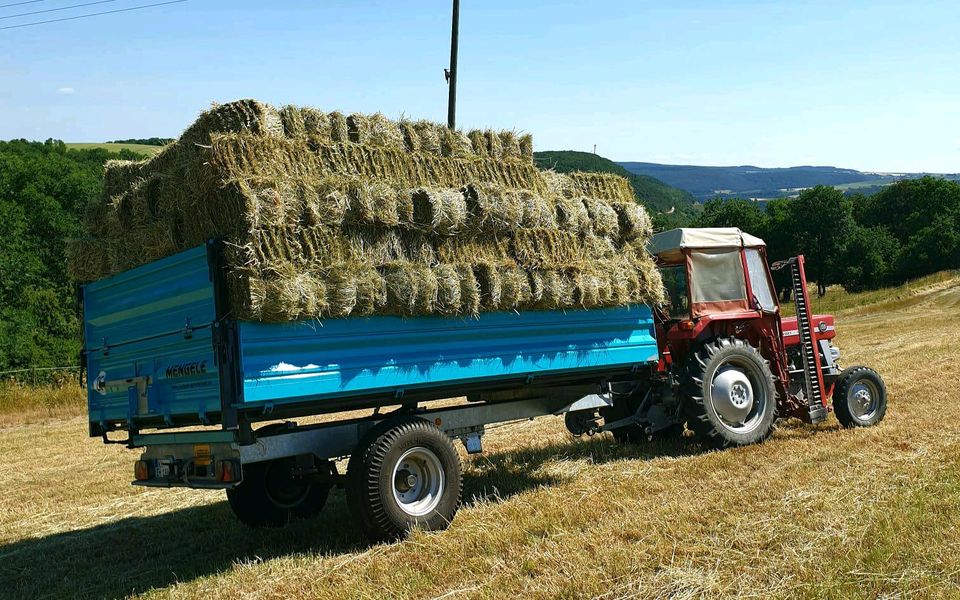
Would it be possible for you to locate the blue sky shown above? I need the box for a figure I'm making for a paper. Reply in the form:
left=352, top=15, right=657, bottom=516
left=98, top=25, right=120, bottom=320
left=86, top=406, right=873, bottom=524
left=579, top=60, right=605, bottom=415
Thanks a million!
left=1, top=0, right=957, bottom=172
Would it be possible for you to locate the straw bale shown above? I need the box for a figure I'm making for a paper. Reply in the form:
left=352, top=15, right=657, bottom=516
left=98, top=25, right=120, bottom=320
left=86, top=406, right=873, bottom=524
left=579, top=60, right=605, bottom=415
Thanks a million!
left=433, top=264, right=462, bottom=315
left=538, top=270, right=575, bottom=309
left=464, top=183, right=523, bottom=233
left=399, top=120, right=419, bottom=153
left=326, top=269, right=359, bottom=317
left=353, top=265, right=388, bottom=315
left=65, top=238, right=110, bottom=282
left=484, top=130, right=504, bottom=159
left=456, top=265, right=481, bottom=316
left=279, top=105, right=306, bottom=137
left=383, top=263, right=439, bottom=316
left=500, top=265, right=532, bottom=309
left=555, top=194, right=591, bottom=233
left=499, top=131, right=521, bottom=159
left=440, top=128, right=473, bottom=158
left=518, top=134, right=534, bottom=161
left=301, top=107, right=330, bottom=140
left=519, top=189, right=557, bottom=228
left=582, top=197, right=620, bottom=238
left=474, top=262, right=502, bottom=310
left=412, top=188, right=468, bottom=234
left=568, top=171, right=635, bottom=204
left=348, top=112, right=404, bottom=149
left=511, top=229, right=584, bottom=268
left=467, top=130, right=487, bottom=157
left=329, top=111, right=349, bottom=143
left=611, top=201, right=653, bottom=242
left=412, top=120, right=442, bottom=155
left=571, top=267, right=604, bottom=308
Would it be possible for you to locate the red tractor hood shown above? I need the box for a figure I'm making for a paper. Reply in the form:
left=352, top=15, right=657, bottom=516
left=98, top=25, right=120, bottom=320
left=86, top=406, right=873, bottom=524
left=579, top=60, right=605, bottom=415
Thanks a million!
left=781, top=314, right=835, bottom=346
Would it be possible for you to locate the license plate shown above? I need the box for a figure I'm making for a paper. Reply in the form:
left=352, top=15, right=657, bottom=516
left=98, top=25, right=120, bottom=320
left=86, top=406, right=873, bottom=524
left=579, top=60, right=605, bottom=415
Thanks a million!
left=154, top=463, right=171, bottom=478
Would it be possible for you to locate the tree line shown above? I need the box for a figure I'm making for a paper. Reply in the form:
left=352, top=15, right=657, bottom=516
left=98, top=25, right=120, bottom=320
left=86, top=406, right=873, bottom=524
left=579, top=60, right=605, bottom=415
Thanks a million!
left=693, top=177, right=960, bottom=295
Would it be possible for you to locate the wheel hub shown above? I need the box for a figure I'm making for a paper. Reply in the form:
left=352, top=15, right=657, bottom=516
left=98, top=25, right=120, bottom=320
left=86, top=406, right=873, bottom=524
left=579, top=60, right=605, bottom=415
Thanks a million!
left=850, top=382, right=878, bottom=419
left=711, top=367, right=755, bottom=424
left=392, top=447, right=445, bottom=517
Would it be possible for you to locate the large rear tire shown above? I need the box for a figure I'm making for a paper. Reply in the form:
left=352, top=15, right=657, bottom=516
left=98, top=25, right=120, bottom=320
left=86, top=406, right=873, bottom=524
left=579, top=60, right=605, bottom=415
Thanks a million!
left=226, top=458, right=331, bottom=528
left=833, top=366, right=887, bottom=428
left=346, top=417, right=462, bottom=542
left=681, top=338, right=778, bottom=448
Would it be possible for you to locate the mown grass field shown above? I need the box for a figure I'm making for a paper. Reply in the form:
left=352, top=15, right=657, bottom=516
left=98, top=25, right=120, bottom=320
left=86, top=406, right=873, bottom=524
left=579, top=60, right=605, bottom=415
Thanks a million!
left=2, top=274, right=960, bottom=599
left=65, top=142, right=164, bottom=156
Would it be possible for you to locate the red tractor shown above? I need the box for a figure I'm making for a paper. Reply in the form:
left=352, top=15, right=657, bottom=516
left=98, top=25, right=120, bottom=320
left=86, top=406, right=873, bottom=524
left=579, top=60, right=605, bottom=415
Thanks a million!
left=592, top=227, right=888, bottom=448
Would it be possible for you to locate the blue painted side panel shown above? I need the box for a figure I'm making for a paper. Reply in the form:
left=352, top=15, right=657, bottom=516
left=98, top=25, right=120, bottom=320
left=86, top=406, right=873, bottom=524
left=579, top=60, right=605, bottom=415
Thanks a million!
left=83, top=245, right=660, bottom=429
left=83, top=246, right=221, bottom=427
left=236, top=306, right=659, bottom=409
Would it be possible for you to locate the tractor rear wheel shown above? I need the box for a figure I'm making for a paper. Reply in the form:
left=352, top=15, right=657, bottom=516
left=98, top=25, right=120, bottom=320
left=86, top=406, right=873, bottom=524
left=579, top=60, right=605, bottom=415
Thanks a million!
left=833, top=366, right=887, bottom=428
left=681, top=338, right=778, bottom=448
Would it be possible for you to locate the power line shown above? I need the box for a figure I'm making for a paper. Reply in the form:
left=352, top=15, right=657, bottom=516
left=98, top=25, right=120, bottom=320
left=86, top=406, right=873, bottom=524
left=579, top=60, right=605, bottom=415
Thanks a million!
left=0, top=0, right=186, bottom=30
left=1, top=0, right=117, bottom=20
left=0, top=0, right=50, bottom=9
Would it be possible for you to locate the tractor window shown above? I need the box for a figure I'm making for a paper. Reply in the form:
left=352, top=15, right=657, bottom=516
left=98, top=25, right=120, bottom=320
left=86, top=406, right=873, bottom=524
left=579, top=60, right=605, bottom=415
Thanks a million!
left=745, top=248, right=777, bottom=311
left=689, top=249, right=746, bottom=304
left=659, top=265, right=689, bottom=319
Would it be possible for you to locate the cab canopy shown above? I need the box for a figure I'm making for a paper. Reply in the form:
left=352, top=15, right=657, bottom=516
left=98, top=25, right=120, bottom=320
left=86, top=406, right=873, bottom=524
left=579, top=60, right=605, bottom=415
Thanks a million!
left=648, top=227, right=766, bottom=263
left=648, top=228, right=775, bottom=318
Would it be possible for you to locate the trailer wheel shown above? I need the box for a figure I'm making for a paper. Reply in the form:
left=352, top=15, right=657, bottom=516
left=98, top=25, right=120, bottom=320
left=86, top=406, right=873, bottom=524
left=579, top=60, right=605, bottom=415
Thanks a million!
left=681, top=338, right=778, bottom=448
left=226, top=458, right=331, bottom=528
left=833, top=366, right=887, bottom=428
left=346, top=417, right=462, bottom=542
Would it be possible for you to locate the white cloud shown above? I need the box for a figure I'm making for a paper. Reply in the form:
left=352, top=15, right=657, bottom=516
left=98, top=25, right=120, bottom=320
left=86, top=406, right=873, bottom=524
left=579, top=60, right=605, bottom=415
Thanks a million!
left=56, top=87, right=75, bottom=95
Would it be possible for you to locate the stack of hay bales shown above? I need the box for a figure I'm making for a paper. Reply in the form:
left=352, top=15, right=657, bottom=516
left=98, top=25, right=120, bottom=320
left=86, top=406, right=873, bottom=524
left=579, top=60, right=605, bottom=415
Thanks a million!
left=68, top=99, right=664, bottom=321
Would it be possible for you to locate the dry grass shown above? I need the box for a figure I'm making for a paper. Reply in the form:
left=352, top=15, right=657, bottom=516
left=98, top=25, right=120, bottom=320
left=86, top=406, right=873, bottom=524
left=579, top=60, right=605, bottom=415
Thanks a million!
left=0, top=380, right=85, bottom=428
left=2, top=275, right=960, bottom=598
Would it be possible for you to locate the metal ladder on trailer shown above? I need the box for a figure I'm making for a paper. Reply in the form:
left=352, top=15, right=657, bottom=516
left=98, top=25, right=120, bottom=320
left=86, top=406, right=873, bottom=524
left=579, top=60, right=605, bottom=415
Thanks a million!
left=786, top=256, right=828, bottom=424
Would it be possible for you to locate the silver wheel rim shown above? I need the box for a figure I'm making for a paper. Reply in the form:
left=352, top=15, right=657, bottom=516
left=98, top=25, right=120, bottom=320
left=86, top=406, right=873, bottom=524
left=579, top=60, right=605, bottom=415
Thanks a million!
left=709, top=358, right=768, bottom=434
left=392, top=447, right=445, bottom=517
left=850, top=380, right=880, bottom=420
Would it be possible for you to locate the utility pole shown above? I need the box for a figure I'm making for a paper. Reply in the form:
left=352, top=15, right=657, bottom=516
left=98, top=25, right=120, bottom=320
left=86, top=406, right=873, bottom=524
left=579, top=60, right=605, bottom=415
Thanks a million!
left=445, top=0, right=460, bottom=129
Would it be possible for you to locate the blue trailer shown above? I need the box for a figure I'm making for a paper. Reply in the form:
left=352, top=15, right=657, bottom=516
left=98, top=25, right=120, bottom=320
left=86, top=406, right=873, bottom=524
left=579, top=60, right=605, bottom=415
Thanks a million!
left=82, top=242, right=661, bottom=540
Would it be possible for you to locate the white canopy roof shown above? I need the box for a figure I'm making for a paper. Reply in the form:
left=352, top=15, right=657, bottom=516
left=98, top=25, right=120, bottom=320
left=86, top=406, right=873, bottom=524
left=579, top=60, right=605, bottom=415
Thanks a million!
left=648, top=227, right=766, bottom=261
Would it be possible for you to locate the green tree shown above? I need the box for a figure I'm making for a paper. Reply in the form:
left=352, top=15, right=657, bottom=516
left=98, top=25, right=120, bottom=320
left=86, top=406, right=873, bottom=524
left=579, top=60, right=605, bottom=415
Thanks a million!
left=694, top=198, right=769, bottom=235
left=840, top=225, right=901, bottom=291
left=787, top=186, right=854, bottom=296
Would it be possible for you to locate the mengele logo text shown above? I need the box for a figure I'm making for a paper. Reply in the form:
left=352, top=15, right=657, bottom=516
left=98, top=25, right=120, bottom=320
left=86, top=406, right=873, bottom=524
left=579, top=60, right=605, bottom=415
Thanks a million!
left=165, top=360, right=208, bottom=378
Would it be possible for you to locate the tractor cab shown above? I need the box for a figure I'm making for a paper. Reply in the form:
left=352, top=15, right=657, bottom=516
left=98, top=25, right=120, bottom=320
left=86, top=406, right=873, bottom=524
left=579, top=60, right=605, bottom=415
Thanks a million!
left=596, top=227, right=889, bottom=448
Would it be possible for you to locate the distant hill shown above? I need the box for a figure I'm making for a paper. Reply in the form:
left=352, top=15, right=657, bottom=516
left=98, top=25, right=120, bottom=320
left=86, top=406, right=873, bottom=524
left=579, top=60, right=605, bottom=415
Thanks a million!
left=106, top=137, right=173, bottom=146
left=618, top=162, right=960, bottom=201
left=534, top=151, right=700, bottom=220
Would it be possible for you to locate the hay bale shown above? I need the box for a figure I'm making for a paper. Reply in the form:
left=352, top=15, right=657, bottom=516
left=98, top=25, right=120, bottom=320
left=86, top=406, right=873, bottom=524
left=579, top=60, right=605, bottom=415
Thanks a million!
left=484, top=130, right=503, bottom=159
left=464, top=183, right=523, bottom=233
left=383, top=263, right=438, bottom=316
left=473, top=262, right=502, bottom=310
left=329, top=111, right=349, bottom=142
left=571, top=267, right=603, bottom=308
left=582, top=197, right=620, bottom=238
left=611, top=201, right=652, bottom=242
left=300, top=107, right=330, bottom=139
left=499, top=131, right=521, bottom=159
left=440, top=128, right=473, bottom=158
left=412, top=188, right=468, bottom=234
left=433, top=264, right=462, bottom=314
left=66, top=238, right=110, bottom=282
left=538, top=270, right=574, bottom=309
left=354, top=265, right=387, bottom=315
left=412, top=120, right=442, bottom=155
left=302, top=177, right=351, bottom=227
left=520, top=190, right=557, bottom=228
left=457, top=265, right=481, bottom=315
left=348, top=112, right=404, bottom=148
left=500, top=265, right=532, bottom=309
left=279, top=105, right=306, bottom=137
left=467, top=130, right=487, bottom=157
left=568, top=171, right=635, bottom=204
left=399, top=120, right=419, bottom=153
left=555, top=194, right=591, bottom=233
left=518, top=134, right=534, bottom=161
left=326, top=269, right=359, bottom=317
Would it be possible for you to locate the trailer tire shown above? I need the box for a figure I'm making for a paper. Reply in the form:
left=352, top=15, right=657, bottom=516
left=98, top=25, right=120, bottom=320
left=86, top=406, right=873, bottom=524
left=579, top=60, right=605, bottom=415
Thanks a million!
left=346, top=417, right=462, bottom=542
left=681, top=338, right=778, bottom=449
left=833, top=366, right=887, bottom=428
left=226, top=458, right=331, bottom=528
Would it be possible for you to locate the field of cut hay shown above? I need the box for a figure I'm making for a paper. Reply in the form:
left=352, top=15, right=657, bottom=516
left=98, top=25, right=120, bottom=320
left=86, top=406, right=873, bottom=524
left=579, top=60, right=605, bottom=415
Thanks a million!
left=2, top=274, right=960, bottom=599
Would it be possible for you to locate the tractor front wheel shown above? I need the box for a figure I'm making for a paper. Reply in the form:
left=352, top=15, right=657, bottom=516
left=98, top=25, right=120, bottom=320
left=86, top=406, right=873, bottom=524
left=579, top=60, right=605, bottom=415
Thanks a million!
left=681, top=338, right=778, bottom=448
left=833, top=366, right=887, bottom=428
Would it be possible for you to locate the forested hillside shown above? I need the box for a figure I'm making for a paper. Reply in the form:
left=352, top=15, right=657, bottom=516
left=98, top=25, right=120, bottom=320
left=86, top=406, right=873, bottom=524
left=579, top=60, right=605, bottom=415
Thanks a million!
left=694, top=178, right=960, bottom=294
left=534, top=151, right=701, bottom=228
left=0, top=140, right=146, bottom=373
